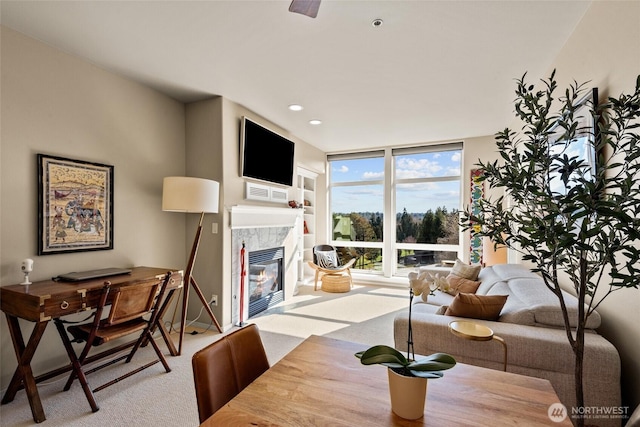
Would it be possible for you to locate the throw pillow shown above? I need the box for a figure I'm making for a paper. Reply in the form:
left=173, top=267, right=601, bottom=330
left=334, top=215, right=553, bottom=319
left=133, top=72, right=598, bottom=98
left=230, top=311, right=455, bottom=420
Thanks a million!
left=435, top=305, right=448, bottom=315
left=315, top=250, right=338, bottom=269
left=446, top=273, right=481, bottom=296
left=451, top=258, right=481, bottom=281
left=444, top=293, right=508, bottom=321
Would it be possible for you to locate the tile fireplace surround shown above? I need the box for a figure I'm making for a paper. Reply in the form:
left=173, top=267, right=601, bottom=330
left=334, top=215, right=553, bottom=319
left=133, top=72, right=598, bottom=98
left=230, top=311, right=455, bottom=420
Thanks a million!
left=230, top=205, right=302, bottom=325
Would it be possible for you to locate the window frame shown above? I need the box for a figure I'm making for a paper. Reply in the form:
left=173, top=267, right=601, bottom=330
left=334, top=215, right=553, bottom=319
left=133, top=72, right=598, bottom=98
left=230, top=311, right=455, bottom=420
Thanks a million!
left=327, top=143, right=463, bottom=278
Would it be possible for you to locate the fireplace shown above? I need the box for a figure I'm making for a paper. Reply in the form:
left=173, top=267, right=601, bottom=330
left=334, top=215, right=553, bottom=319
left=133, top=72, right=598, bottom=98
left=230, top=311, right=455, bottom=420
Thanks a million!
left=247, top=247, right=284, bottom=318
left=230, top=205, right=301, bottom=326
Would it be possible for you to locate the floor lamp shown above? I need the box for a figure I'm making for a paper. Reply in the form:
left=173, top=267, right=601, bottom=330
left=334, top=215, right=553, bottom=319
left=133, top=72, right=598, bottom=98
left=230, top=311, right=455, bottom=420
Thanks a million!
left=163, top=177, right=223, bottom=356
left=483, top=236, right=508, bottom=266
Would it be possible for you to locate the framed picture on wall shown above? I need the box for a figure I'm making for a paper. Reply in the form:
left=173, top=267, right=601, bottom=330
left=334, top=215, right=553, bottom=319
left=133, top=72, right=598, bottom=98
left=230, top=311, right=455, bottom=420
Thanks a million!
left=37, top=154, right=114, bottom=255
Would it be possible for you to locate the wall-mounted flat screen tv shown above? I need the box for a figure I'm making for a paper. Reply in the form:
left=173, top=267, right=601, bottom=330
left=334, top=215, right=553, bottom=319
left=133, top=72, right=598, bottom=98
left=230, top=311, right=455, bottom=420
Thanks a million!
left=240, top=116, right=295, bottom=187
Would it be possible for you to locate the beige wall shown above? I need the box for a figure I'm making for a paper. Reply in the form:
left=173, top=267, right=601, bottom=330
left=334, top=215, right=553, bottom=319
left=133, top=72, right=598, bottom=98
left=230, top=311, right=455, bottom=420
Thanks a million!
left=183, top=98, right=225, bottom=326
left=544, top=0, right=640, bottom=413
left=0, top=27, right=187, bottom=387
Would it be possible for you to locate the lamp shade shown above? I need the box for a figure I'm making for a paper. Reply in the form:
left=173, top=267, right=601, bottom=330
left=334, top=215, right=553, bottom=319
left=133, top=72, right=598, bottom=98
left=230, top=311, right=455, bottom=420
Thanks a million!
left=162, top=177, right=219, bottom=213
left=483, top=236, right=507, bottom=266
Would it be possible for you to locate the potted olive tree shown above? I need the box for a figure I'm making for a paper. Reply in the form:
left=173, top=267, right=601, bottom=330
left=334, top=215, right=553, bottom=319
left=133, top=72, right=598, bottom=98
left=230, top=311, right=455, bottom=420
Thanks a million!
left=461, top=70, right=640, bottom=427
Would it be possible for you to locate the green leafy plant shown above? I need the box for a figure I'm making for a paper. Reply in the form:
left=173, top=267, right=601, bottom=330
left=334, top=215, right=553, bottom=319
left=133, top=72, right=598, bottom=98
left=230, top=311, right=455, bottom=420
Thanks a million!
left=461, top=70, right=640, bottom=426
left=355, top=346, right=456, bottom=378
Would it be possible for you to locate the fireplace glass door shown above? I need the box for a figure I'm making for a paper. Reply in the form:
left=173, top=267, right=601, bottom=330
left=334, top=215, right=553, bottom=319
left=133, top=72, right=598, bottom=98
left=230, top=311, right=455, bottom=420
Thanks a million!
left=248, top=247, right=284, bottom=317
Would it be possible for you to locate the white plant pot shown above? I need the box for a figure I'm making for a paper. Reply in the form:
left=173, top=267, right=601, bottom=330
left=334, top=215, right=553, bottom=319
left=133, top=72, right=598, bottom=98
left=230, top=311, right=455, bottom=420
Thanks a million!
left=387, top=368, right=428, bottom=420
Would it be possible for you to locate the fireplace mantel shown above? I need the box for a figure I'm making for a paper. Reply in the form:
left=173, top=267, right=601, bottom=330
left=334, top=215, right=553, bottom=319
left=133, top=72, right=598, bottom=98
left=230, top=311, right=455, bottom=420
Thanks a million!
left=230, top=205, right=302, bottom=229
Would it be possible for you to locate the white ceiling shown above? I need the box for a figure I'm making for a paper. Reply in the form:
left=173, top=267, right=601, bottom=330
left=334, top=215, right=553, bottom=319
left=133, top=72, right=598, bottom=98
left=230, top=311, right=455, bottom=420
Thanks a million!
left=0, top=0, right=592, bottom=153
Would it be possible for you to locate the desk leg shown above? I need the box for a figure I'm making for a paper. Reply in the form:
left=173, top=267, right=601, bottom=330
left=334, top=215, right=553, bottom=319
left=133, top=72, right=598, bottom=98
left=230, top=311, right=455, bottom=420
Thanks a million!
left=53, top=319, right=99, bottom=412
left=1, top=314, right=48, bottom=423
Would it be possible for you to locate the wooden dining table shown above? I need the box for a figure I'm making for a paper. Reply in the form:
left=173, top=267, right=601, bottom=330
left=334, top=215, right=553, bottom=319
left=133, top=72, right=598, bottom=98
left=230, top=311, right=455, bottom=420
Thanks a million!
left=201, top=334, right=572, bottom=426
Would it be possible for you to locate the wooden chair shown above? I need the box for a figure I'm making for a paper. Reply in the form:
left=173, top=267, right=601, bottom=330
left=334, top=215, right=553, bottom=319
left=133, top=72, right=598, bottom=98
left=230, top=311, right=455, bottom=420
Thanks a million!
left=308, top=244, right=356, bottom=291
left=54, top=271, right=175, bottom=413
left=191, top=324, right=269, bottom=423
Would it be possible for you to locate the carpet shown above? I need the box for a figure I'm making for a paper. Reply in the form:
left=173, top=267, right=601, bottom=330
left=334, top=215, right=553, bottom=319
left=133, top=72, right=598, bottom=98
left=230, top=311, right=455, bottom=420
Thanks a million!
left=0, top=283, right=409, bottom=426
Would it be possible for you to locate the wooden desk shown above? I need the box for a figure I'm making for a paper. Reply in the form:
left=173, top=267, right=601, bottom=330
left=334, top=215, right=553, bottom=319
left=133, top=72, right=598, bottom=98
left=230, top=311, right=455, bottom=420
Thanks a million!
left=202, top=335, right=572, bottom=426
left=0, top=266, right=182, bottom=423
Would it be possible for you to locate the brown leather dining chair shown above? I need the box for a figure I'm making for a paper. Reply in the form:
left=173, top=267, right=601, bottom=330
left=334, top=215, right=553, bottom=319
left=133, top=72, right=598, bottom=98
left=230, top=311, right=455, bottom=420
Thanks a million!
left=54, top=271, right=176, bottom=413
left=191, top=323, right=270, bottom=423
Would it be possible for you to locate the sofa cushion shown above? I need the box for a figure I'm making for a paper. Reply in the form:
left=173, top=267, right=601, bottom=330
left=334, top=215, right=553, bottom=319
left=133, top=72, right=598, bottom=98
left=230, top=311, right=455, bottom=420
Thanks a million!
left=488, top=264, right=541, bottom=280
left=418, top=290, right=454, bottom=306
left=484, top=279, right=536, bottom=325
left=452, top=258, right=481, bottom=281
left=479, top=266, right=602, bottom=329
left=446, top=273, right=481, bottom=295
left=531, top=290, right=601, bottom=329
left=444, top=293, right=508, bottom=320
left=476, top=263, right=540, bottom=295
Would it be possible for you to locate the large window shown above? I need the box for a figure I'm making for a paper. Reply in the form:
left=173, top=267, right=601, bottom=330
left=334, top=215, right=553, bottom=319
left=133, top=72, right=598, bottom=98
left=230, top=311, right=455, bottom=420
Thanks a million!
left=328, top=144, right=462, bottom=278
left=393, top=145, right=461, bottom=276
left=329, top=152, right=385, bottom=272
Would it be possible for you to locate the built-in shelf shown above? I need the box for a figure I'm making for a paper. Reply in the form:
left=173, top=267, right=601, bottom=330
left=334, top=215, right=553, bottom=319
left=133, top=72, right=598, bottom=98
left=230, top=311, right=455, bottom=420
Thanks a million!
left=297, top=167, right=318, bottom=284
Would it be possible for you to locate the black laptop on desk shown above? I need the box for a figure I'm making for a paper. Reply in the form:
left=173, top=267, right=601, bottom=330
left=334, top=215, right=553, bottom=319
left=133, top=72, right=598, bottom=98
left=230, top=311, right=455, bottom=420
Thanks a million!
left=55, top=267, right=132, bottom=282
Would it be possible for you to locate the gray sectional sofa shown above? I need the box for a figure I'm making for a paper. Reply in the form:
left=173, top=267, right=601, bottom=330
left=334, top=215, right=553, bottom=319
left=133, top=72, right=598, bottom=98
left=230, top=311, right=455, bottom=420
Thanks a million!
left=393, top=263, right=621, bottom=427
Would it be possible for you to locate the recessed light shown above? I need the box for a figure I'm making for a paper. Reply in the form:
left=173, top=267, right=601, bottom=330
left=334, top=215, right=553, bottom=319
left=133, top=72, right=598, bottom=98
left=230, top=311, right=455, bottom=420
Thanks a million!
left=288, top=104, right=303, bottom=111
left=309, top=119, right=322, bottom=125
left=372, top=18, right=383, bottom=27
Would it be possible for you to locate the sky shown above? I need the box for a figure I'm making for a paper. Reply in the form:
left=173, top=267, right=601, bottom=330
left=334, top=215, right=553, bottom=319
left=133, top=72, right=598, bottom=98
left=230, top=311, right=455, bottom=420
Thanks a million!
left=330, top=150, right=462, bottom=214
